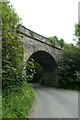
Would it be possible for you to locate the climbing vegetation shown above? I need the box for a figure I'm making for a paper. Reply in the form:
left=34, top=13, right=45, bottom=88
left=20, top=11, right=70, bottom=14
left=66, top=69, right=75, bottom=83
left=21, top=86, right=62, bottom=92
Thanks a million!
left=2, top=1, right=35, bottom=118
left=2, top=1, right=24, bottom=91
left=26, top=58, right=44, bottom=84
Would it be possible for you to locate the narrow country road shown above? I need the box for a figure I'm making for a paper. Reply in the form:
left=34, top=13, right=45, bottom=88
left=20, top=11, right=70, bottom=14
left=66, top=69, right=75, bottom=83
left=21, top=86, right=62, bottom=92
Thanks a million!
left=30, top=84, right=78, bottom=118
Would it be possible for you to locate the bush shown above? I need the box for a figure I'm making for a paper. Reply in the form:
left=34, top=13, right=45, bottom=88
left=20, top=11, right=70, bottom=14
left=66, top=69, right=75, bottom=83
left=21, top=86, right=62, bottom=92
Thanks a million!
left=26, top=59, right=36, bottom=82
left=0, top=91, right=2, bottom=119
left=2, top=1, right=24, bottom=91
left=2, top=2, right=35, bottom=118
left=2, top=82, right=35, bottom=118
left=76, top=71, right=80, bottom=90
left=58, top=44, right=80, bottom=89
left=26, top=58, right=44, bottom=84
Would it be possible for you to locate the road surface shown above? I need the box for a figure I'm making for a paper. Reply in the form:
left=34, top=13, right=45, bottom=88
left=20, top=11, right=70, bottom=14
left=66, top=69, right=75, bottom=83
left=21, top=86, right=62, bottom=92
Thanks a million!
left=30, top=84, right=78, bottom=118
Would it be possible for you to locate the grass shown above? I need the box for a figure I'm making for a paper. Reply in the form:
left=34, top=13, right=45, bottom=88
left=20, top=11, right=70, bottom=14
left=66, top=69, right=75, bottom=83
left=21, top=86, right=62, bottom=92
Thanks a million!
left=2, top=82, right=35, bottom=118
left=0, top=91, right=2, bottom=119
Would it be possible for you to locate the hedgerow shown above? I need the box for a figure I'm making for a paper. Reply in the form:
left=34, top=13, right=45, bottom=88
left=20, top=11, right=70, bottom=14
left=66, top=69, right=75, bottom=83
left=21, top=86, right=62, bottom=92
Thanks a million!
left=2, top=1, right=35, bottom=118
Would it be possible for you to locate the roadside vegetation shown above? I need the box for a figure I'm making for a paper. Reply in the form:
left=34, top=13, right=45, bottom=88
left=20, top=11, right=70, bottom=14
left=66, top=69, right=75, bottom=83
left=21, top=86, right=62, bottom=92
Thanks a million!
left=0, top=91, right=2, bottom=118
left=2, top=1, right=35, bottom=118
left=2, top=0, right=80, bottom=118
left=26, top=58, right=44, bottom=84
left=48, top=22, right=80, bottom=90
left=3, top=83, right=35, bottom=118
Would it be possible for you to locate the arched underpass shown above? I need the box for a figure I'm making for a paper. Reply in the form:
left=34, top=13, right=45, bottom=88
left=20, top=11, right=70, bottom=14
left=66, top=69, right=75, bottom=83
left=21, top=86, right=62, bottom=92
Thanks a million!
left=28, top=51, right=58, bottom=87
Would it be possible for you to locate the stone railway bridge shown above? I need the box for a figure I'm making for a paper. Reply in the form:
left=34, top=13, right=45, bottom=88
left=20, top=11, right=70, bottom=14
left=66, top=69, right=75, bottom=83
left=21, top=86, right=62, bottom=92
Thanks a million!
left=17, top=25, right=61, bottom=87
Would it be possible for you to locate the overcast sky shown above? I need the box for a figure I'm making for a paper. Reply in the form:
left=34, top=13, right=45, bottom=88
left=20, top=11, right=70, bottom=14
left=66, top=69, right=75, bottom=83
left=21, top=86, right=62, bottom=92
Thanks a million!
left=9, top=0, right=79, bottom=43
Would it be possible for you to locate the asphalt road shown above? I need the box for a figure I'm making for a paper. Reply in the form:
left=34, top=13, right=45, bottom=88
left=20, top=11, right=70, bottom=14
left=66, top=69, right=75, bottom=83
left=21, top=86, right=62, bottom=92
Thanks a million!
left=30, top=84, right=78, bottom=118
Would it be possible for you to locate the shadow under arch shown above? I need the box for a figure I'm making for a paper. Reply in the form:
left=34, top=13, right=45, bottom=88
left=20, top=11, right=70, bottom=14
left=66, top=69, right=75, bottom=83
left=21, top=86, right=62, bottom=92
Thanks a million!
left=28, top=50, right=58, bottom=87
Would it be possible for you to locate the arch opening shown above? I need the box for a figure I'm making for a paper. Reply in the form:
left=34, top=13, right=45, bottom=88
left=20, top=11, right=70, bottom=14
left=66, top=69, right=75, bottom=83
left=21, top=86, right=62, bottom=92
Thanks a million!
left=27, top=51, right=58, bottom=87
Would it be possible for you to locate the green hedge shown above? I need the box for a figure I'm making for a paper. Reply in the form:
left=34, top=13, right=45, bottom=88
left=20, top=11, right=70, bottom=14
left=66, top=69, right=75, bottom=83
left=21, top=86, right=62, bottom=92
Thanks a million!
left=2, top=2, right=35, bottom=118
left=58, top=44, right=80, bottom=90
left=2, top=82, right=35, bottom=118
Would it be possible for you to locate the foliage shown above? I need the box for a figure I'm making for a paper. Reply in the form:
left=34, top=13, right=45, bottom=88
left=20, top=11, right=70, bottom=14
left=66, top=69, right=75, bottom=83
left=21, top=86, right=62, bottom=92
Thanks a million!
left=33, top=62, right=44, bottom=84
left=58, top=43, right=80, bottom=89
left=76, top=71, right=80, bottom=86
left=48, top=32, right=80, bottom=90
left=48, top=36, right=65, bottom=48
left=2, top=82, right=35, bottom=118
left=26, top=58, right=44, bottom=84
left=2, top=1, right=24, bottom=91
left=58, top=39, right=65, bottom=48
left=26, top=59, right=36, bottom=82
left=2, top=1, right=35, bottom=118
left=48, top=36, right=58, bottom=46
left=0, top=92, right=2, bottom=119
left=75, top=22, right=80, bottom=46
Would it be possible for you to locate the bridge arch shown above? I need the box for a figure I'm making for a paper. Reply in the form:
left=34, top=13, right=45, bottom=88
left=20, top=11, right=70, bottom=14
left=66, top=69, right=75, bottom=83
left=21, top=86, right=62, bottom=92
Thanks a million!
left=28, top=50, right=58, bottom=87
left=18, top=25, right=61, bottom=87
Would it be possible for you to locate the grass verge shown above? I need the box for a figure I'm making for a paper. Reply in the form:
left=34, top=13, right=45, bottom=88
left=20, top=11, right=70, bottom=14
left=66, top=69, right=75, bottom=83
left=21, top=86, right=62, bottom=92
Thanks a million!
left=0, top=91, right=2, bottom=119
left=2, top=82, right=35, bottom=118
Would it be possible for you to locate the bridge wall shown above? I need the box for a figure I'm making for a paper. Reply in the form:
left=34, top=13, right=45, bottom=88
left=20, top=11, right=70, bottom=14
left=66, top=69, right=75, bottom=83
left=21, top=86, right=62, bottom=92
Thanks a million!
left=23, top=36, right=59, bottom=63
left=18, top=25, right=60, bottom=62
left=17, top=25, right=61, bottom=87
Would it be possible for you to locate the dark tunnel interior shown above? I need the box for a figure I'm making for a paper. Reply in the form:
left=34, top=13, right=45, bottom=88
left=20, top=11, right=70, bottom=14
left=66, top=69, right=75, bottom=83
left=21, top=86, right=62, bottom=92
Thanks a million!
left=27, top=51, right=57, bottom=86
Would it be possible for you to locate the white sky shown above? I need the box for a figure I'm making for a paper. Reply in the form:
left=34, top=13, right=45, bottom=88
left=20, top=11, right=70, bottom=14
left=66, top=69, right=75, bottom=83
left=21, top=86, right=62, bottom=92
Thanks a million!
left=9, top=0, right=79, bottom=43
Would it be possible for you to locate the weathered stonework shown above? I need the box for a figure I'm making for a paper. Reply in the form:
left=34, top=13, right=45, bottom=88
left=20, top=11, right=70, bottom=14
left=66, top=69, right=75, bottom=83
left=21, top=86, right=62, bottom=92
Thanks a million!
left=17, top=25, right=61, bottom=87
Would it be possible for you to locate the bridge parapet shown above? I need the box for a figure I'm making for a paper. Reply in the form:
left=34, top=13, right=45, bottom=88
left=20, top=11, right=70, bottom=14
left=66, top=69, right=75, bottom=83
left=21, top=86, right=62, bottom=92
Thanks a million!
left=18, top=25, right=61, bottom=51
left=18, top=25, right=52, bottom=45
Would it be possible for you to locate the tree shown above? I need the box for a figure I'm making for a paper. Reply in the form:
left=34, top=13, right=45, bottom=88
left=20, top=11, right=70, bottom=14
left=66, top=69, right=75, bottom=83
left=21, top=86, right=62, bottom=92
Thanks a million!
left=58, top=43, right=80, bottom=89
left=75, top=22, right=80, bottom=46
left=48, top=36, right=59, bottom=46
left=48, top=36, right=65, bottom=48
left=58, top=38, right=65, bottom=48
left=48, top=25, right=80, bottom=90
